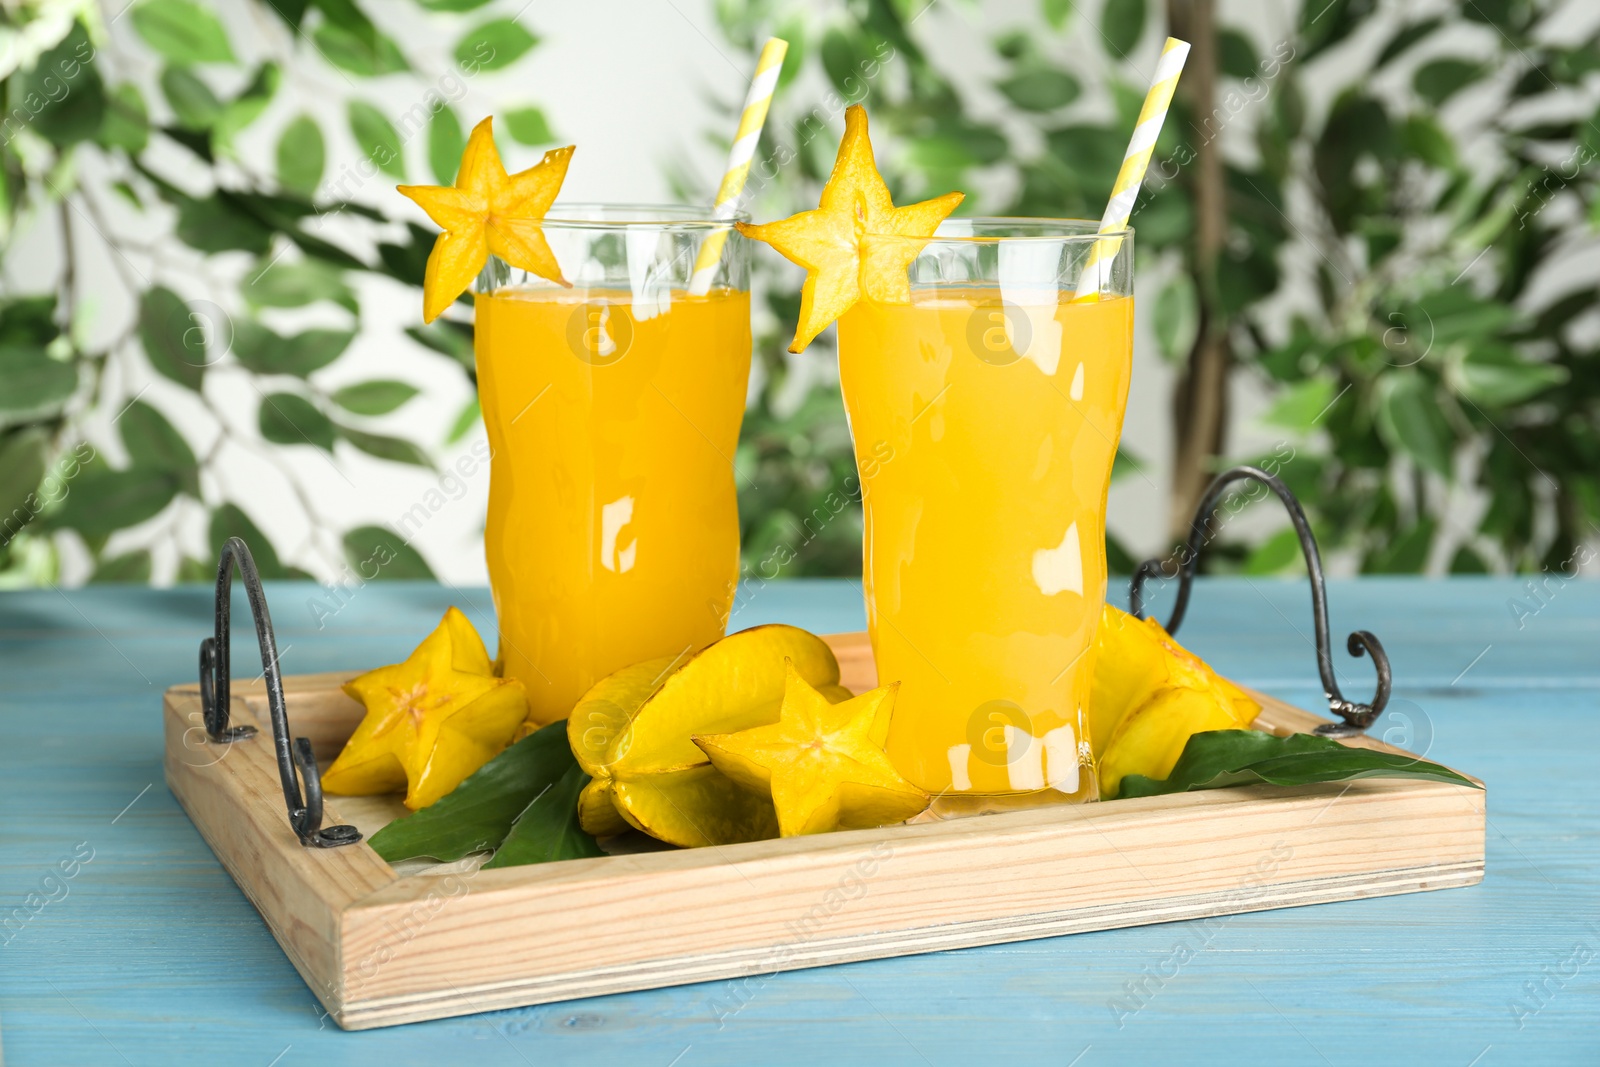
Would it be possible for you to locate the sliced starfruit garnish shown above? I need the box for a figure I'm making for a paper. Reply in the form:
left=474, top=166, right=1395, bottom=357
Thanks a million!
left=695, top=663, right=929, bottom=837
left=1091, top=604, right=1261, bottom=798
left=322, top=607, right=528, bottom=811
left=398, top=116, right=575, bottom=323
left=565, top=625, right=844, bottom=845
left=735, top=105, right=963, bottom=352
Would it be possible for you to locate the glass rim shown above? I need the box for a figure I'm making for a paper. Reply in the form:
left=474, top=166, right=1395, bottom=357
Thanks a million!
left=535, top=203, right=750, bottom=231
left=861, top=216, right=1133, bottom=244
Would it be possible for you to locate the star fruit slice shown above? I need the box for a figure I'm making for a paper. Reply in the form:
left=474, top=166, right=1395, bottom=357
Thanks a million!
left=397, top=116, right=575, bottom=323
left=695, top=663, right=929, bottom=837
left=735, top=105, right=963, bottom=353
left=565, top=625, right=848, bottom=843
left=1090, top=604, right=1261, bottom=798
left=321, top=606, right=528, bottom=810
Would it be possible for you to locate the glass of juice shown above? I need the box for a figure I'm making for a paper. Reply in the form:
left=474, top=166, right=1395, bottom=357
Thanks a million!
left=837, top=219, right=1134, bottom=800
left=474, top=205, right=751, bottom=725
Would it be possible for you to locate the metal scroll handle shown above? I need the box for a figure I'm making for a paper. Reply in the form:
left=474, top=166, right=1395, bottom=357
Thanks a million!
left=199, top=537, right=361, bottom=848
left=1128, top=465, right=1392, bottom=738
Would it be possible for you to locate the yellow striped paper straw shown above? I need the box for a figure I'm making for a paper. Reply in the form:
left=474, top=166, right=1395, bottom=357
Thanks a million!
left=688, top=36, right=788, bottom=296
left=1072, top=37, right=1191, bottom=302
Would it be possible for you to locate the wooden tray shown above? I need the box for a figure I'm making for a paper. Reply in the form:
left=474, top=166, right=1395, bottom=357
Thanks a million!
left=162, top=632, right=1485, bottom=1030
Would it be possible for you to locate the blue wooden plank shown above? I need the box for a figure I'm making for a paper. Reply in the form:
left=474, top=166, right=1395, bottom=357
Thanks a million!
left=1, top=578, right=1596, bottom=1066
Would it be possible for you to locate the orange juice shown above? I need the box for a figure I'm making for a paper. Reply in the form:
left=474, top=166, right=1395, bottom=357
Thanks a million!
left=837, top=291, right=1134, bottom=796
left=475, top=286, right=751, bottom=724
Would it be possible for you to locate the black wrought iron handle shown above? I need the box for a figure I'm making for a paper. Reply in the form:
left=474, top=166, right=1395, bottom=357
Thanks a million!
left=199, top=537, right=361, bottom=848
left=1128, top=465, right=1392, bottom=738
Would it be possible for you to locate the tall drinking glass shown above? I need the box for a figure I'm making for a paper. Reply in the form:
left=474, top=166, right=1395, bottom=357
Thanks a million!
left=837, top=220, right=1134, bottom=799
left=474, top=206, right=751, bottom=725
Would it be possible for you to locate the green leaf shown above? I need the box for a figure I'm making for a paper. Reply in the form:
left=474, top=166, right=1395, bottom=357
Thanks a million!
left=118, top=400, right=199, bottom=496
left=160, top=66, right=222, bottom=130
left=331, top=379, right=418, bottom=415
left=1115, top=730, right=1477, bottom=800
left=484, top=765, right=604, bottom=869
left=1151, top=273, right=1198, bottom=363
left=1042, top=0, right=1075, bottom=29
left=446, top=396, right=480, bottom=443
left=502, top=106, right=555, bottom=146
left=1454, top=345, right=1567, bottom=406
left=311, top=22, right=408, bottom=76
left=1099, top=0, right=1146, bottom=57
left=277, top=114, right=325, bottom=196
left=100, top=84, right=150, bottom=153
left=0, top=429, right=49, bottom=541
left=1376, top=17, right=1442, bottom=68
left=369, top=723, right=577, bottom=863
left=1399, top=114, right=1454, bottom=169
left=1262, top=377, right=1336, bottom=432
left=348, top=101, right=404, bottom=180
left=92, top=551, right=153, bottom=583
left=426, top=106, right=466, bottom=185
left=406, top=320, right=475, bottom=369
left=1414, top=58, right=1486, bottom=107
left=338, top=427, right=431, bottom=467
left=15, top=23, right=105, bottom=147
left=419, top=0, right=494, bottom=9
left=232, top=322, right=353, bottom=377
left=997, top=68, right=1080, bottom=112
left=454, top=18, right=538, bottom=73
left=1242, top=527, right=1304, bottom=576
left=259, top=392, right=335, bottom=451
left=213, top=62, right=280, bottom=155
left=53, top=466, right=178, bottom=538
left=175, top=194, right=273, bottom=255
left=1376, top=372, right=1453, bottom=477
left=341, top=524, right=435, bottom=579
left=1217, top=28, right=1258, bottom=79
left=1364, top=518, right=1435, bottom=574
left=0, top=347, right=77, bottom=424
left=133, top=0, right=235, bottom=63
left=241, top=258, right=356, bottom=313
left=139, top=287, right=210, bottom=392
left=208, top=503, right=285, bottom=577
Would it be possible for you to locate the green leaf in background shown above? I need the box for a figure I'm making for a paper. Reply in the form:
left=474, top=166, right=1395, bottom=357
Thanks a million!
left=1099, top=0, right=1146, bottom=58
left=276, top=114, right=326, bottom=196
left=997, top=68, right=1080, bottom=112
left=341, top=524, right=435, bottom=579
left=160, top=66, right=222, bottom=130
left=100, top=84, right=150, bottom=153
left=208, top=503, right=287, bottom=577
left=338, top=427, right=431, bottom=468
left=133, top=0, right=235, bottom=64
left=331, top=380, right=418, bottom=416
left=1261, top=376, right=1336, bottom=433
left=369, top=722, right=577, bottom=863
left=1454, top=345, right=1567, bottom=407
left=52, top=466, right=178, bottom=539
left=502, top=106, right=555, bottom=146
left=259, top=393, right=336, bottom=451
left=1115, top=730, right=1478, bottom=800
left=0, top=347, right=77, bottom=425
left=1042, top=0, right=1075, bottom=29
left=138, top=287, right=209, bottom=392
left=0, top=429, right=49, bottom=542
left=1414, top=58, right=1486, bottom=107
left=446, top=397, right=480, bottom=443
left=348, top=101, right=404, bottom=180
left=1376, top=17, right=1443, bottom=68
left=313, top=22, right=408, bottom=77
left=16, top=24, right=106, bottom=147
left=1217, top=28, right=1257, bottom=79
left=175, top=194, right=273, bottom=255
left=455, top=18, right=538, bottom=72
left=484, top=765, right=604, bottom=868
left=1376, top=372, right=1453, bottom=477
left=92, top=551, right=154, bottom=583
left=405, top=320, right=475, bottom=369
left=1364, top=517, right=1435, bottom=573
left=213, top=62, right=280, bottom=155
left=118, top=400, right=199, bottom=496
left=427, top=106, right=466, bottom=184
left=1151, top=273, right=1198, bottom=363
left=241, top=258, right=357, bottom=313
left=418, top=0, right=494, bottom=11
left=1241, top=526, right=1304, bottom=575
left=232, top=322, right=354, bottom=377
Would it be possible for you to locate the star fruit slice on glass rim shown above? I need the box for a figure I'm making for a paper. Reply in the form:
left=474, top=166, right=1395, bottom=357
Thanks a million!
left=397, top=116, right=575, bottom=323
left=735, top=104, right=964, bottom=353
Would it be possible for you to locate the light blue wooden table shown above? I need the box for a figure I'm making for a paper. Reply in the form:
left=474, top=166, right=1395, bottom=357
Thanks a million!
left=2, top=578, right=1597, bottom=1065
